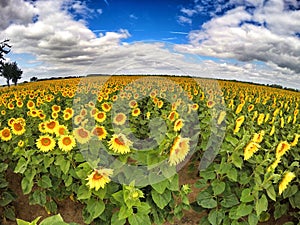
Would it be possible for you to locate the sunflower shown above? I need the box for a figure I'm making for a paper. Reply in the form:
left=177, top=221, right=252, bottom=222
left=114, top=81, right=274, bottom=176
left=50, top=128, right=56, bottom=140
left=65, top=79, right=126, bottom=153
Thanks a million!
left=132, top=108, right=141, bottom=117
left=101, top=102, right=111, bottom=112
left=235, top=103, right=244, bottom=114
left=58, top=135, right=76, bottom=152
left=168, top=136, right=190, bottom=166
left=217, top=111, right=226, bottom=125
left=0, top=127, right=12, bottom=141
left=90, top=108, right=98, bottom=117
left=73, top=127, right=91, bottom=144
left=174, top=119, right=184, bottom=132
left=168, top=111, right=178, bottom=122
left=74, top=115, right=83, bottom=126
left=206, top=100, right=215, bottom=108
left=157, top=100, right=164, bottom=109
left=1, top=110, right=6, bottom=115
left=18, top=140, right=24, bottom=147
left=247, top=104, right=254, bottom=112
left=276, top=141, right=290, bottom=159
left=270, top=125, right=275, bottom=136
left=113, top=113, right=127, bottom=125
left=52, top=105, right=61, bottom=112
left=86, top=168, right=113, bottom=191
left=26, top=100, right=35, bottom=109
left=278, top=171, right=296, bottom=195
left=108, top=133, right=132, bottom=154
left=36, top=135, right=56, bottom=152
left=257, top=113, right=265, bottom=125
left=280, top=117, right=284, bottom=128
left=234, top=115, right=245, bottom=134
left=45, top=120, right=59, bottom=133
left=92, top=126, right=107, bottom=140
left=94, top=111, right=106, bottom=123
left=252, top=130, right=265, bottom=143
left=129, top=100, right=138, bottom=108
left=55, top=125, right=69, bottom=136
left=51, top=111, right=58, bottom=119
left=267, top=158, right=281, bottom=172
left=244, top=142, right=260, bottom=160
left=291, top=134, right=299, bottom=147
left=11, top=119, right=26, bottom=135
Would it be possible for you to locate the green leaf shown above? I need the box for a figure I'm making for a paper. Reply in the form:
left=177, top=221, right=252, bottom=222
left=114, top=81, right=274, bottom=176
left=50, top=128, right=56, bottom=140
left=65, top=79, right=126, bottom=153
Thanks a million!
left=220, top=193, right=239, bottom=208
left=55, top=155, right=70, bottom=175
left=111, top=212, right=126, bottom=225
left=40, top=214, right=66, bottom=225
left=30, top=190, right=46, bottom=206
left=17, top=217, right=41, bottom=225
left=274, top=203, right=288, bottom=220
left=211, top=180, right=225, bottom=196
left=199, top=215, right=211, bottom=225
left=43, top=157, right=54, bottom=169
left=0, top=191, right=16, bottom=207
left=77, top=185, right=91, bottom=200
left=37, top=175, right=52, bottom=188
left=197, top=191, right=217, bottom=209
left=168, top=174, right=179, bottom=191
left=240, top=188, right=254, bottom=203
left=208, top=209, right=224, bottom=225
left=288, top=191, right=300, bottom=209
left=151, top=178, right=168, bottom=194
left=118, top=206, right=133, bottom=220
left=4, top=206, right=16, bottom=221
left=195, top=179, right=207, bottom=189
left=283, top=185, right=298, bottom=199
left=248, top=213, right=259, bottom=225
left=236, top=203, right=253, bottom=217
left=0, top=163, right=8, bottom=173
left=151, top=189, right=171, bottom=209
left=227, top=168, right=238, bottom=181
left=231, top=152, right=243, bottom=169
left=14, top=157, right=28, bottom=174
left=200, top=168, right=216, bottom=181
left=266, top=185, right=276, bottom=201
left=128, top=213, right=151, bottom=225
left=86, top=198, right=105, bottom=220
left=255, top=194, right=268, bottom=217
left=282, top=222, right=294, bottom=225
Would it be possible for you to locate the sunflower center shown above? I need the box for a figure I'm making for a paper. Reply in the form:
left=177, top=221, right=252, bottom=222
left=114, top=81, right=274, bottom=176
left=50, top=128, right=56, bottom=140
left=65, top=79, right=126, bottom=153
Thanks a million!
left=62, top=137, right=72, bottom=146
left=93, top=172, right=103, bottom=180
left=78, top=128, right=88, bottom=138
left=97, top=113, right=104, bottom=119
left=93, top=128, right=104, bottom=136
left=14, top=123, right=23, bottom=131
left=115, top=114, right=124, bottom=122
left=114, top=137, right=125, bottom=146
left=2, top=129, right=10, bottom=138
left=47, top=121, right=56, bottom=129
left=41, top=138, right=51, bottom=146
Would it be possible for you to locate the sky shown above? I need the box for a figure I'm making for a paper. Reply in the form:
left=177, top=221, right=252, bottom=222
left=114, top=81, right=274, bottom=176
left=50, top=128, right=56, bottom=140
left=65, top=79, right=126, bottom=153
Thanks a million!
left=0, top=0, right=300, bottom=89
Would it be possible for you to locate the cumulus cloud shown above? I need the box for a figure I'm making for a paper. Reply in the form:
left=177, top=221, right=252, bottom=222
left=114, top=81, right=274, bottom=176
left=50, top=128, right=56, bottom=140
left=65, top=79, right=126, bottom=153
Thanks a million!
left=177, top=16, right=192, bottom=25
left=176, top=0, right=300, bottom=75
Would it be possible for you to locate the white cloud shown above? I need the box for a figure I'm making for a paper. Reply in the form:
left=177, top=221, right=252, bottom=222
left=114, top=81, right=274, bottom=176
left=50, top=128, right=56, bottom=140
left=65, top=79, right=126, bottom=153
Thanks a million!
left=181, top=8, right=197, bottom=17
left=177, top=16, right=192, bottom=25
left=129, top=14, right=138, bottom=20
left=175, top=1, right=300, bottom=77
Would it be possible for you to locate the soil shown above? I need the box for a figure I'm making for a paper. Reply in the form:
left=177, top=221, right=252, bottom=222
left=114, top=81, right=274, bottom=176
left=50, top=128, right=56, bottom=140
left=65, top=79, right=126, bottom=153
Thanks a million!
left=0, top=162, right=295, bottom=225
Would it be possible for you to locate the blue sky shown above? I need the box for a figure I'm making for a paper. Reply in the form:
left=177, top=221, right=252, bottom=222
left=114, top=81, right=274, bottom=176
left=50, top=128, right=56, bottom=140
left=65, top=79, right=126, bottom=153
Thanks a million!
left=0, top=0, right=300, bottom=89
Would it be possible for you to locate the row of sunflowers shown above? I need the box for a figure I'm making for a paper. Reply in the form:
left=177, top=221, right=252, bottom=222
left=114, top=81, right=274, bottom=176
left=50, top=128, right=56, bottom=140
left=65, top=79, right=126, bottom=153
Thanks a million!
left=0, top=75, right=299, bottom=224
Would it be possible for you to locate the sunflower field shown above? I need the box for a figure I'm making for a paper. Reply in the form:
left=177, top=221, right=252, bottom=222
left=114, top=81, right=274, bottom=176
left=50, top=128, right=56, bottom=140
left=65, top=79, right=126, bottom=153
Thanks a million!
left=0, top=75, right=299, bottom=225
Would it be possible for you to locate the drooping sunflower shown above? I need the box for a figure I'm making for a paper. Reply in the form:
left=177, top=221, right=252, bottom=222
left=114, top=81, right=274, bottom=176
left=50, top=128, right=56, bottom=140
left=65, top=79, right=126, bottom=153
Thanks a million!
left=92, top=126, right=107, bottom=140
left=235, top=103, right=244, bottom=114
left=291, top=134, right=299, bottom=147
left=244, top=142, right=260, bottom=160
left=276, top=141, right=290, bottom=159
left=36, top=135, right=56, bottom=152
left=113, top=113, right=127, bottom=125
left=73, top=127, right=91, bottom=144
left=270, top=125, right=275, bottom=136
left=234, top=115, right=245, bottom=134
left=94, top=111, right=107, bottom=123
left=278, top=171, right=296, bottom=195
left=0, top=127, right=12, bottom=141
left=108, top=133, right=132, bottom=154
left=257, top=113, right=265, bottom=125
left=174, top=119, right=184, bottom=132
left=168, top=136, right=190, bottom=166
left=217, top=111, right=226, bottom=125
left=252, top=130, right=265, bottom=143
left=267, top=158, right=281, bottom=172
left=86, top=168, right=114, bottom=191
left=168, top=111, right=178, bottom=122
left=58, top=135, right=76, bottom=152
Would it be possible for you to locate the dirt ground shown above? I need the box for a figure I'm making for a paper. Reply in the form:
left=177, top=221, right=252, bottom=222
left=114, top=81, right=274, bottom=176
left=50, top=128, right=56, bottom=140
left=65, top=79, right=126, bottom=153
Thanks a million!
left=0, top=162, right=295, bottom=225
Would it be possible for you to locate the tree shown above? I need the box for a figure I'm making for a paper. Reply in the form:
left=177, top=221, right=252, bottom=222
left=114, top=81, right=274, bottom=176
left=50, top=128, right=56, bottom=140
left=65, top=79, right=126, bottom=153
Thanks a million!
left=0, top=39, right=11, bottom=73
left=30, top=76, right=38, bottom=82
left=1, top=61, right=23, bottom=86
